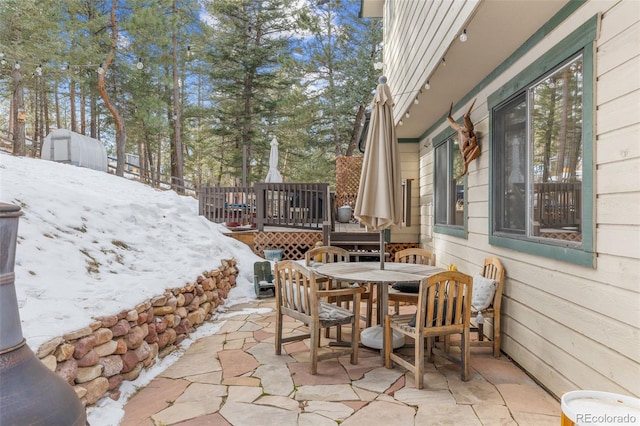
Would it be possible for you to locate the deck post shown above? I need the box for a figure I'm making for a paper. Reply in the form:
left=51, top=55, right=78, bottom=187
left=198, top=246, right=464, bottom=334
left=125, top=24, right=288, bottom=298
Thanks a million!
left=255, top=183, right=266, bottom=231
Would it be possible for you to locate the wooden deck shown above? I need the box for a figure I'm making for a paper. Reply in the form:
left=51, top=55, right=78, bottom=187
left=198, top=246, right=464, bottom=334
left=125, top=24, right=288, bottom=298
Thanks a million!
left=224, top=222, right=417, bottom=261
left=206, top=184, right=418, bottom=260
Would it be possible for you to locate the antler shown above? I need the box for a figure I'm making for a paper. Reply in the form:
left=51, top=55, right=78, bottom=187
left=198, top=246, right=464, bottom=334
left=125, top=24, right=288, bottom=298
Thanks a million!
left=463, top=98, right=476, bottom=133
left=446, top=98, right=480, bottom=177
left=447, top=103, right=461, bottom=131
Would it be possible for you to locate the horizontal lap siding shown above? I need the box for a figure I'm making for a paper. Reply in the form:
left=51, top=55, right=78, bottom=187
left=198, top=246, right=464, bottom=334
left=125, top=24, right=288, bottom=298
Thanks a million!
left=414, top=0, right=640, bottom=398
left=597, top=192, right=640, bottom=225
left=596, top=124, right=640, bottom=165
left=385, top=0, right=478, bottom=123
left=504, top=278, right=639, bottom=396
left=393, top=143, right=420, bottom=243
left=419, top=150, right=434, bottom=242
left=596, top=6, right=640, bottom=371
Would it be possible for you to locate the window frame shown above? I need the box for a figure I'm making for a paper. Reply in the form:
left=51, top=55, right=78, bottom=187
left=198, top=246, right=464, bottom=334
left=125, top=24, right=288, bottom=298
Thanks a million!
left=433, top=128, right=467, bottom=239
left=488, top=16, right=597, bottom=268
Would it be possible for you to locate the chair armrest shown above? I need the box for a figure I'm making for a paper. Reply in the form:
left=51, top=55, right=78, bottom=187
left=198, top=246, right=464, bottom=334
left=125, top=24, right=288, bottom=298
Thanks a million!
left=317, top=287, right=366, bottom=298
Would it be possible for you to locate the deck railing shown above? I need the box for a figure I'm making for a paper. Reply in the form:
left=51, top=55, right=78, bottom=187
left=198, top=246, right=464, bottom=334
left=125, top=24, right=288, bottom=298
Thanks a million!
left=533, top=181, right=581, bottom=228
left=198, top=183, right=331, bottom=232
left=199, top=186, right=256, bottom=225
left=254, top=183, right=330, bottom=231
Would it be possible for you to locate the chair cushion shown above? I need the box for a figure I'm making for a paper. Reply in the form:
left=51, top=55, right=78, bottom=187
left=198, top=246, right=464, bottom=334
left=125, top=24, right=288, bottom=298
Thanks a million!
left=391, top=281, right=420, bottom=293
left=408, top=296, right=445, bottom=327
left=361, top=325, right=405, bottom=349
left=317, top=302, right=354, bottom=327
left=472, top=274, right=497, bottom=311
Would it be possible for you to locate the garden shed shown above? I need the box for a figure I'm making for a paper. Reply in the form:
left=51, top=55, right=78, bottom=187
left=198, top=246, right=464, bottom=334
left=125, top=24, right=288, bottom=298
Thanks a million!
left=41, top=129, right=107, bottom=172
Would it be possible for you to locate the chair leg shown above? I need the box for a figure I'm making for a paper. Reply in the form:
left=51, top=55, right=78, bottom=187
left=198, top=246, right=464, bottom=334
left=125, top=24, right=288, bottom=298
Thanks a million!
left=351, top=301, right=361, bottom=365
left=325, top=297, right=332, bottom=339
left=478, top=322, right=484, bottom=341
left=366, top=290, right=373, bottom=327
left=461, top=329, right=470, bottom=381
left=384, top=316, right=392, bottom=368
left=275, top=311, right=283, bottom=355
left=493, top=317, right=501, bottom=358
left=310, top=326, right=319, bottom=375
left=415, top=333, right=425, bottom=389
left=325, top=282, right=335, bottom=339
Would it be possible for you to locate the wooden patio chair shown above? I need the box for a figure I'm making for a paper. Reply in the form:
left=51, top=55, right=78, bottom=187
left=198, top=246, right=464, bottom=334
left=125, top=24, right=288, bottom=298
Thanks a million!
left=384, top=270, right=473, bottom=388
left=305, top=245, right=351, bottom=267
left=306, top=246, right=375, bottom=332
left=388, top=248, right=436, bottom=314
left=445, top=257, right=505, bottom=357
left=464, top=257, right=506, bottom=357
left=274, top=260, right=365, bottom=374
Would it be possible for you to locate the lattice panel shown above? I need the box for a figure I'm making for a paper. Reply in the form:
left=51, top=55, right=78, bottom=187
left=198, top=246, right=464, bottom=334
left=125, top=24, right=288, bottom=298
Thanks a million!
left=254, top=231, right=323, bottom=260
left=387, top=243, right=420, bottom=261
left=539, top=231, right=582, bottom=242
left=335, top=156, right=363, bottom=209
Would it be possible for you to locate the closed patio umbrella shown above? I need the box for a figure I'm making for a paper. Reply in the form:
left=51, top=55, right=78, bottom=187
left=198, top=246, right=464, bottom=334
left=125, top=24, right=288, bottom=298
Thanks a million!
left=265, top=136, right=283, bottom=183
left=354, top=76, right=402, bottom=270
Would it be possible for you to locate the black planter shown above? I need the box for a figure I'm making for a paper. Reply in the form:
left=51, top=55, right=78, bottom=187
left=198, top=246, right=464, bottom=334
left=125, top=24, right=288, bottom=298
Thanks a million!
left=0, top=203, right=86, bottom=425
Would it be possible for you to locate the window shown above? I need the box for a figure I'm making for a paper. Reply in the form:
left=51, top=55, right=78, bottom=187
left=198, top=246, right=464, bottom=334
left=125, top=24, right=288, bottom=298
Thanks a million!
left=434, top=133, right=466, bottom=237
left=488, top=16, right=596, bottom=267
left=435, top=135, right=464, bottom=226
left=494, top=54, right=583, bottom=245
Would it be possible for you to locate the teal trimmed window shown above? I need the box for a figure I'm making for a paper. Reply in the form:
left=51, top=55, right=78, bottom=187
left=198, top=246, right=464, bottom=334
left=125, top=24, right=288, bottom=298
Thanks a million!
left=488, top=16, right=596, bottom=267
left=433, top=129, right=466, bottom=238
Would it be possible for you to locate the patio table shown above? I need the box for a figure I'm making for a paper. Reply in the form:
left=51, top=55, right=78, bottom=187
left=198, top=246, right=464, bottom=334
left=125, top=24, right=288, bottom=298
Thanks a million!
left=314, top=262, right=444, bottom=356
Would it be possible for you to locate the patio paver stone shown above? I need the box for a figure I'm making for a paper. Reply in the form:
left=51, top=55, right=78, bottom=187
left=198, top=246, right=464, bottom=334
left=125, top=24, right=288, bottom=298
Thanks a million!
left=118, top=299, right=561, bottom=425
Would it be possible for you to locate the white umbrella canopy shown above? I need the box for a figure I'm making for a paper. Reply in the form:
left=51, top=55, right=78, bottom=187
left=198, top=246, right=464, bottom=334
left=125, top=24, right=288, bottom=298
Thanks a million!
left=264, top=136, right=283, bottom=183
left=354, top=76, right=403, bottom=269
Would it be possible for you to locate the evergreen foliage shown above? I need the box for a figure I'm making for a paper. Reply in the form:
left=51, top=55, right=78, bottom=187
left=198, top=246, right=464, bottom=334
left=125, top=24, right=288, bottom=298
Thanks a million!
left=0, top=0, right=382, bottom=189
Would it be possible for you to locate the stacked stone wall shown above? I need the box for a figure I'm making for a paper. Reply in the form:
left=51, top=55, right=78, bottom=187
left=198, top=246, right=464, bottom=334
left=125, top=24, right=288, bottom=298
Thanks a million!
left=34, top=258, right=238, bottom=406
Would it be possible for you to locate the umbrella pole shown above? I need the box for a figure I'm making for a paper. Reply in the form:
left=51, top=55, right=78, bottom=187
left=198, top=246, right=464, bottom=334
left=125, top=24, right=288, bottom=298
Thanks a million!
left=380, top=230, right=385, bottom=270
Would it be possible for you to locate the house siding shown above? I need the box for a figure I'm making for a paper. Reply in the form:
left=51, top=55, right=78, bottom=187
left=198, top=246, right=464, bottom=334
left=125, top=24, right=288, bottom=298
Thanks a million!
left=409, top=0, right=640, bottom=398
left=392, top=142, right=420, bottom=243
left=384, top=0, right=479, bottom=125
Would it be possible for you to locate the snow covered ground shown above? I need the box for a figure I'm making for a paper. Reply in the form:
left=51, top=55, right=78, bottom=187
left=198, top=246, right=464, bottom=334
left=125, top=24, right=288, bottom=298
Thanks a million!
left=1, top=152, right=265, bottom=424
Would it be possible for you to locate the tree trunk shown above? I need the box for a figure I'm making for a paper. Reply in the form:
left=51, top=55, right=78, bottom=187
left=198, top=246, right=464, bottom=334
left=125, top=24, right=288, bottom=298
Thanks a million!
left=171, top=0, right=184, bottom=193
left=542, top=84, right=556, bottom=182
left=346, top=103, right=365, bottom=156
left=70, top=80, right=77, bottom=132
left=555, top=68, right=570, bottom=181
left=139, top=128, right=149, bottom=184
left=8, top=94, right=14, bottom=140
left=11, top=67, right=26, bottom=156
left=241, top=14, right=262, bottom=186
left=80, top=92, right=86, bottom=135
left=97, top=0, right=126, bottom=177
left=156, top=136, right=162, bottom=187
left=43, top=80, right=50, bottom=139
left=33, top=78, right=39, bottom=156
left=54, top=82, right=61, bottom=129
left=90, top=90, right=97, bottom=139
left=38, top=78, right=46, bottom=157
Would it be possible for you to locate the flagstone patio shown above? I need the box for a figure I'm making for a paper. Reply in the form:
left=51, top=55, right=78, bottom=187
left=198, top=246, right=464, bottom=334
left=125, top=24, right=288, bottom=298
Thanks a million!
left=120, top=299, right=561, bottom=425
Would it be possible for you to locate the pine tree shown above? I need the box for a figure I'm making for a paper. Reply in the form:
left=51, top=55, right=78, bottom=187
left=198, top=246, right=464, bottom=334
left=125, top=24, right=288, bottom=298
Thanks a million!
left=203, top=0, right=301, bottom=186
left=0, top=0, right=64, bottom=155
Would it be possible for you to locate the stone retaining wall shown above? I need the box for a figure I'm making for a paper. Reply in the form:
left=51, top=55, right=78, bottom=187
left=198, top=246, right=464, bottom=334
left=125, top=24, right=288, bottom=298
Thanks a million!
left=33, top=258, right=238, bottom=406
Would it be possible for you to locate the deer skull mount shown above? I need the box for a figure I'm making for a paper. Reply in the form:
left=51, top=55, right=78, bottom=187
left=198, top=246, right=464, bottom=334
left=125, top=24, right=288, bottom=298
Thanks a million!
left=447, top=98, right=479, bottom=177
